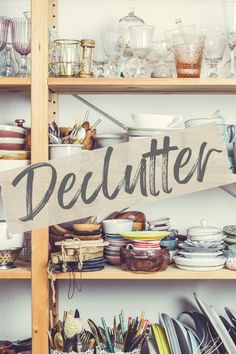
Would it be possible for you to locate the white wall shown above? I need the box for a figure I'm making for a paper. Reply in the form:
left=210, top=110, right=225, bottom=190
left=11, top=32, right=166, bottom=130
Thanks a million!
left=0, top=0, right=236, bottom=340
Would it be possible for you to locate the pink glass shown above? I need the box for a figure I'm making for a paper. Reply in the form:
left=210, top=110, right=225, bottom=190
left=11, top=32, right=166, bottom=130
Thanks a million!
left=11, top=18, right=31, bottom=77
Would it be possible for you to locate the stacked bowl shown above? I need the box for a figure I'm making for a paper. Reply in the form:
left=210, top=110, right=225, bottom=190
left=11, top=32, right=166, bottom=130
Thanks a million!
left=0, top=124, right=29, bottom=170
left=174, top=220, right=226, bottom=271
left=102, top=219, right=133, bottom=266
left=223, top=225, right=236, bottom=246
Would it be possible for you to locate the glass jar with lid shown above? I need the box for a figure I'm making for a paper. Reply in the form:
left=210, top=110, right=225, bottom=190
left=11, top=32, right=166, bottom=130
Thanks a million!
left=117, top=7, right=145, bottom=57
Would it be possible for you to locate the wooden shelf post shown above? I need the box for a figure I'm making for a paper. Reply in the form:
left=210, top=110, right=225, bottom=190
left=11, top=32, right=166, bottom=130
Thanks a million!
left=31, top=0, right=49, bottom=353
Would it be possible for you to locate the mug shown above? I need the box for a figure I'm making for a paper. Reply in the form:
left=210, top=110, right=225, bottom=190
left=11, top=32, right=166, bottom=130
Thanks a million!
left=0, top=341, right=15, bottom=354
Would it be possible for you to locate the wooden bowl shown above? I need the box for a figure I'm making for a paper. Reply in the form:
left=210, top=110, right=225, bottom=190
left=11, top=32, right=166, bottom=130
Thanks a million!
left=133, top=222, right=145, bottom=231
left=72, top=223, right=101, bottom=232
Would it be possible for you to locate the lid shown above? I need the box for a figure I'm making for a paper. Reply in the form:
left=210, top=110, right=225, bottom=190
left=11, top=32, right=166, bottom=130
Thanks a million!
left=187, top=219, right=222, bottom=236
left=118, top=7, right=144, bottom=27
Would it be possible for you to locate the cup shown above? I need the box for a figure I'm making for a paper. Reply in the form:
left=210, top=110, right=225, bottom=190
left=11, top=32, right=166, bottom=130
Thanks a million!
left=0, top=341, right=15, bottom=354
left=173, top=34, right=205, bottom=78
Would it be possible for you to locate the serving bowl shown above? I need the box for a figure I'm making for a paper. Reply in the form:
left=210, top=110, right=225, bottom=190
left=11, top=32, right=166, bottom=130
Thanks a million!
left=72, top=223, right=101, bottom=232
left=0, top=125, right=25, bottom=138
left=0, top=137, right=25, bottom=150
left=95, top=134, right=125, bottom=148
left=131, top=113, right=182, bottom=129
left=120, top=247, right=170, bottom=272
left=49, top=144, right=83, bottom=159
left=102, top=219, right=133, bottom=234
left=0, top=247, right=22, bottom=269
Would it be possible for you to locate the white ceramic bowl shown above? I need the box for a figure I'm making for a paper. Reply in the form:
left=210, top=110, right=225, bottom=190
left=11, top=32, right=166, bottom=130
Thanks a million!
left=95, top=134, right=125, bottom=148
left=0, top=220, right=24, bottom=249
left=102, top=219, right=133, bottom=234
left=131, top=113, right=183, bottom=129
left=49, top=144, right=83, bottom=159
left=0, top=137, right=25, bottom=150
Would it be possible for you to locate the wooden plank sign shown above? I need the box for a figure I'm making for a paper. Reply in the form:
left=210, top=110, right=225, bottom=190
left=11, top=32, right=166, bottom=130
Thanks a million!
left=0, top=123, right=235, bottom=234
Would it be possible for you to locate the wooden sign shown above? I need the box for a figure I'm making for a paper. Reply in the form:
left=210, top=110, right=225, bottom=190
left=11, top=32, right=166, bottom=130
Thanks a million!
left=0, top=123, right=235, bottom=234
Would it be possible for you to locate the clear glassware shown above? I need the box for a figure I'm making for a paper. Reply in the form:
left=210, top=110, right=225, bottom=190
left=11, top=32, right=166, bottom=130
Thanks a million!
left=129, top=25, right=155, bottom=77
left=173, top=34, right=205, bottom=78
left=117, top=7, right=144, bottom=57
left=82, top=30, right=108, bottom=77
left=50, top=39, right=80, bottom=77
left=148, top=40, right=172, bottom=78
left=101, top=28, right=124, bottom=77
left=0, top=17, right=10, bottom=53
left=11, top=18, right=31, bottom=77
left=223, top=0, right=236, bottom=77
left=5, top=43, right=18, bottom=77
left=204, top=27, right=227, bottom=77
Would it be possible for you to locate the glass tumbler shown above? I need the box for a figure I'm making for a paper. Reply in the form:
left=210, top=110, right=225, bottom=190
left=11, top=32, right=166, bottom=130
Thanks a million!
left=173, top=34, right=205, bottom=78
left=51, top=39, right=80, bottom=77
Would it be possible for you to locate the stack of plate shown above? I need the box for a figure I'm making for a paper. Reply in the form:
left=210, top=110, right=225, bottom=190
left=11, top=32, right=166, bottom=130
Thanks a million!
left=174, top=220, right=226, bottom=271
left=148, top=217, right=171, bottom=231
left=121, top=231, right=171, bottom=252
left=104, top=233, right=130, bottom=265
left=72, top=223, right=106, bottom=271
left=223, top=225, right=236, bottom=245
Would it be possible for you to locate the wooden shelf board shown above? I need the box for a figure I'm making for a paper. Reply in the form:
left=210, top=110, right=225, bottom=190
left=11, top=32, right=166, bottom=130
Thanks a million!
left=0, top=260, right=31, bottom=279
left=0, top=77, right=31, bottom=93
left=48, top=78, right=236, bottom=94
left=52, top=264, right=236, bottom=280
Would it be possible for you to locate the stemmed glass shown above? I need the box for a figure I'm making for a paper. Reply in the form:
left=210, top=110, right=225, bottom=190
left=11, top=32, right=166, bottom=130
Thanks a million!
left=101, top=28, right=124, bottom=77
left=11, top=18, right=31, bottom=77
left=223, top=0, right=236, bottom=77
left=129, top=25, right=155, bottom=77
left=204, top=27, right=227, bottom=77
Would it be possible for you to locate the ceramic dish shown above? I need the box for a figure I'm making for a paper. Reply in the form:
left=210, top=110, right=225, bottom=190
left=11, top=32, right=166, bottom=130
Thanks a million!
left=185, top=240, right=224, bottom=248
left=223, top=225, right=236, bottom=236
left=120, top=247, right=170, bottom=272
left=49, top=144, right=83, bottom=159
left=95, top=134, right=125, bottom=147
left=174, top=255, right=226, bottom=267
left=0, top=137, right=25, bottom=150
left=225, top=237, right=236, bottom=244
left=120, top=231, right=170, bottom=241
left=73, top=223, right=101, bottom=232
left=102, top=219, right=133, bottom=234
left=0, top=125, right=25, bottom=138
left=178, top=243, right=223, bottom=252
left=176, top=264, right=225, bottom=271
left=178, top=250, right=223, bottom=258
left=105, top=255, right=121, bottom=266
left=0, top=150, right=30, bottom=160
left=131, top=113, right=182, bottom=129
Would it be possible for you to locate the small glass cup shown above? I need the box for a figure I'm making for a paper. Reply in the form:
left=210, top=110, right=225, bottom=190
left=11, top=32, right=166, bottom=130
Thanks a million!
left=173, top=34, right=205, bottom=78
left=50, top=39, right=80, bottom=77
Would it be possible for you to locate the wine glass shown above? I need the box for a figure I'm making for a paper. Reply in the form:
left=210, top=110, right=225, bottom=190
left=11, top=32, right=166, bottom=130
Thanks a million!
left=149, top=40, right=172, bottom=78
left=11, top=18, right=31, bottom=77
left=223, top=0, right=236, bottom=77
left=101, top=28, right=124, bottom=77
left=129, top=25, right=155, bottom=77
left=204, top=27, right=227, bottom=77
left=0, top=17, right=10, bottom=54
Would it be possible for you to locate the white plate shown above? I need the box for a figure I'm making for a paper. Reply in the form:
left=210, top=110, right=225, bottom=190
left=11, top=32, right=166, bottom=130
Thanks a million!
left=174, top=255, right=226, bottom=267
left=175, top=264, right=225, bottom=271
left=178, top=251, right=223, bottom=258
left=225, top=237, right=236, bottom=244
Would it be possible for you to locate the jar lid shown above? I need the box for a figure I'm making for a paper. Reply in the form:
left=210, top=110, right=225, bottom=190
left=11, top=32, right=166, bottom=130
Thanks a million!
left=118, top=7, right=144, bottom=26
left=80, top=39, right=95, bottom=47
left=187, top=219, right=222, bottom=236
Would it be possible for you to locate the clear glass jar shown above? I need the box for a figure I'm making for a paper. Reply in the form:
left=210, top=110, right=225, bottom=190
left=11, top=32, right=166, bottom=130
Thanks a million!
left=117, top=7, right=144, bottom=57
left=50, top=39, right=80, bottom=77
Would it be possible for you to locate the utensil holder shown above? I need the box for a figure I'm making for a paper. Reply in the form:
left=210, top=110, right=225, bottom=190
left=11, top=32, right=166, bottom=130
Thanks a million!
left=97, top=349, right=141, bottom=354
